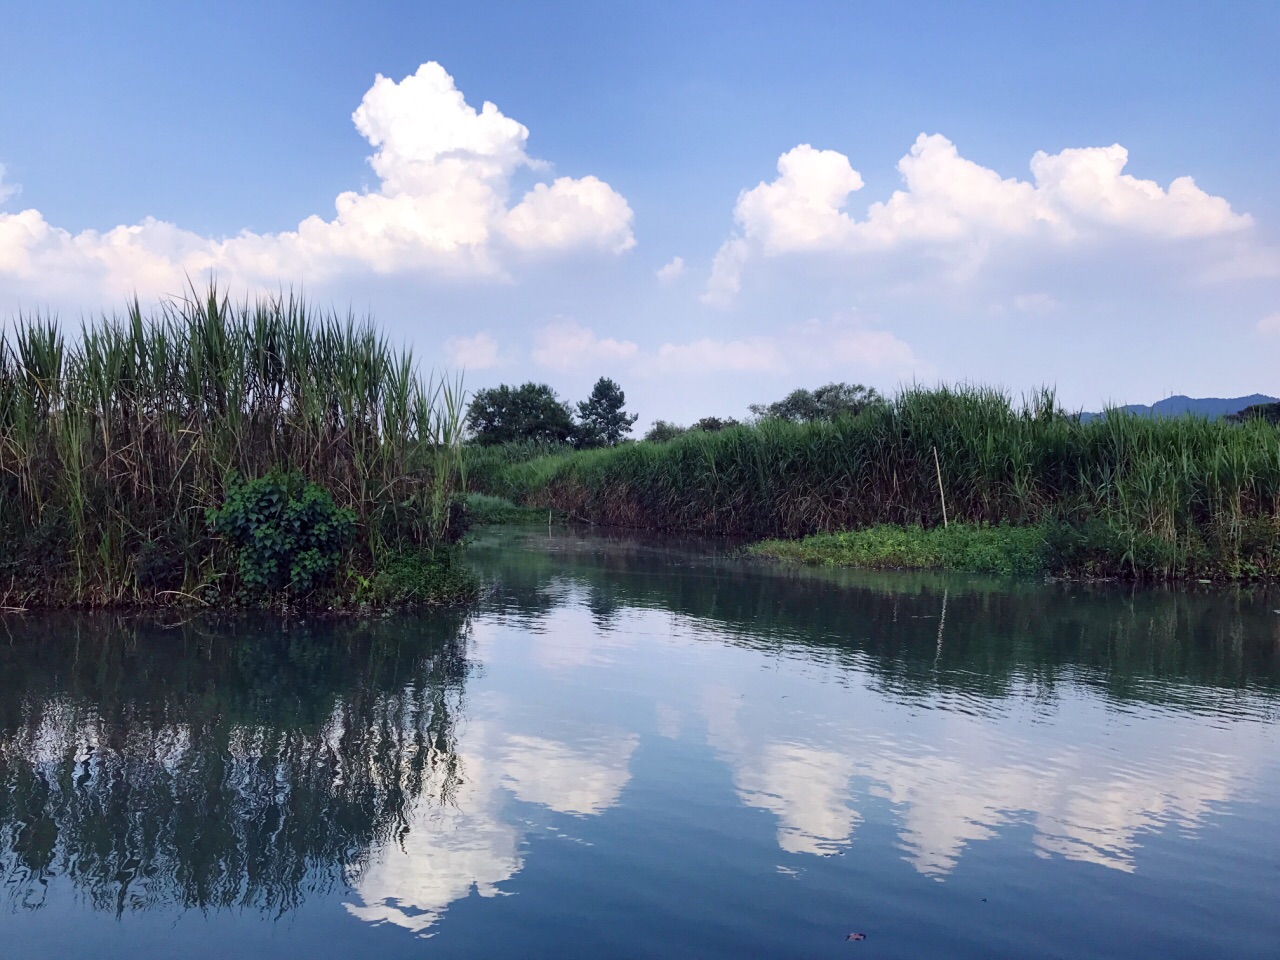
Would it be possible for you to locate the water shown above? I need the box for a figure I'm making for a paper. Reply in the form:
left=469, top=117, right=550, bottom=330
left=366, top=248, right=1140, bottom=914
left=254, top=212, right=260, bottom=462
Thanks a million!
left=3, top=527, right=1279, bottom=959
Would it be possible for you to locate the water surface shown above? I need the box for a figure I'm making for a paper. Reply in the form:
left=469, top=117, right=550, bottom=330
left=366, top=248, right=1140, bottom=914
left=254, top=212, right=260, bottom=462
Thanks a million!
left=3, top=528, right=1279, bottom=958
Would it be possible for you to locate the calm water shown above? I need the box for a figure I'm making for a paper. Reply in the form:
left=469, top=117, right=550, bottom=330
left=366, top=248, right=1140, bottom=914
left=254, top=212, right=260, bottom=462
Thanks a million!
left=3, top=528, right=1279, bottom=959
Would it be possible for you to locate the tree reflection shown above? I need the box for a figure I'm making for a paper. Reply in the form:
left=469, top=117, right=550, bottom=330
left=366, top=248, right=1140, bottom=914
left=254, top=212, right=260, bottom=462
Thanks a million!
left=0, top=612, right=470, bottom=915
left=471, top=528, right=1280, bottom=707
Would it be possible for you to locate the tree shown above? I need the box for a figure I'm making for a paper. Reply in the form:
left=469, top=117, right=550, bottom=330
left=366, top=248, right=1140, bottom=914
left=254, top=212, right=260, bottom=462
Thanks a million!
left=1227, top=402, right=1280, bottom=425
left=466, top=383, right=575, bottom=446
left=644, top=420, right=686, bottom=443
left=690, top=416, right=740, bottom=433
left=576, top=377, right=639, bottom=448
left=749, top=382, right=882, bottom=423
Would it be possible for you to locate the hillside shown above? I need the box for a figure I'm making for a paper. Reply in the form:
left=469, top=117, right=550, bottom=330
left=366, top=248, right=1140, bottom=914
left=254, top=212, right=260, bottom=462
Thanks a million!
left=1079, top=394, right=1278, bottom=422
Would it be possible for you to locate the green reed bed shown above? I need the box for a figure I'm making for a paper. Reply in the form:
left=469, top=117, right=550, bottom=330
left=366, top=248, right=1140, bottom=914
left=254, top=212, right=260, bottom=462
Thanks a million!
left=0, top=287, right=471, bottom=607
left=484, top=387, right=1280, bottom=580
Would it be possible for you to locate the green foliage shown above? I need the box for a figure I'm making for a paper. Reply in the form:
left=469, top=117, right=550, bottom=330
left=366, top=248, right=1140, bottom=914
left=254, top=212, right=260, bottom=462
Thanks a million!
left=366, top=548, right=479, bottom=605
left=750, top=524, right=1050, bottom=577
left=467, top=382, right=576, bottom=446
left=0, top=284, right=467, bottom=606
left=476, top=384, right=1280, bottom=581
left=749, top=382, right=882, bottom=423
left=644, top=420, right=687, bottom=443
left=1227, top=402, right=1280, bottom=425
left=575, top=376, right=638, bottom=448
left=690, top=416, right=740, bottom=432
left=461, top=492, right=548, bottom=525
left=207, top=472, right=356, bottom=595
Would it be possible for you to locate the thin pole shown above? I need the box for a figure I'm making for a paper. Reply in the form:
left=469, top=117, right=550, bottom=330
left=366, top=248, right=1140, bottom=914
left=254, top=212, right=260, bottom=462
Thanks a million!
left=933, top=446, right=948, bottom=528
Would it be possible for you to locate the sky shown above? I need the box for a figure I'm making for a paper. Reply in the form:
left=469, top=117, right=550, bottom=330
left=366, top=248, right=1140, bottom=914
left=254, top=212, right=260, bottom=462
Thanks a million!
left=2, top=0, right=1278, bottom=425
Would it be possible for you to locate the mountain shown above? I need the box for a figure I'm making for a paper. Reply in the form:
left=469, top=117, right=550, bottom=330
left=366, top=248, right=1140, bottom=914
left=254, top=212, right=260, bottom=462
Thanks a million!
left=1078, top=394, right=1278, bottom=423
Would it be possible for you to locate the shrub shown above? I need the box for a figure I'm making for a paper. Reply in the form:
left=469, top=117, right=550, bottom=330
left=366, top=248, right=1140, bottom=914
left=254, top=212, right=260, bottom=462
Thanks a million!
left=207, top=471, right=356, bottom=596
left=643, top=420, right=687, bottom=443
left=368, top=548, right=479, bottom=605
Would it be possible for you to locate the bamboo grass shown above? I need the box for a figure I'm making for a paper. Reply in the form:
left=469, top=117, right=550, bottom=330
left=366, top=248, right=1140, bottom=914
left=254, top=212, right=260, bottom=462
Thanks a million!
left=482, top=386, right=1280, bottom=579
left=0, top=286, right=466, bottom=605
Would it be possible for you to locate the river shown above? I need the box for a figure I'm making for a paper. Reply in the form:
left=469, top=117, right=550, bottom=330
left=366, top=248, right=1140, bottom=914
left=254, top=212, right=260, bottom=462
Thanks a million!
left=2, top=527, right=1278, bottom=958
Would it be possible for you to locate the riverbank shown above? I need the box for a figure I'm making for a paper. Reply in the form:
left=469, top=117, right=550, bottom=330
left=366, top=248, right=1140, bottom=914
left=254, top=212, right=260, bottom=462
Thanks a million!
left=0, top=288, right=473, bottom=609
left=748, top=524, right=1051, bottom=576
left=470, top=387, right=1280, bottom=581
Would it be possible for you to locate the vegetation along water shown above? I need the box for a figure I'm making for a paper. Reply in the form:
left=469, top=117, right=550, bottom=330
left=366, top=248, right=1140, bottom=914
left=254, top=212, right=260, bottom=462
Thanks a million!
left=0, top=287, right=472, bottom=608
left=469, top=386, right=1280, bottom=581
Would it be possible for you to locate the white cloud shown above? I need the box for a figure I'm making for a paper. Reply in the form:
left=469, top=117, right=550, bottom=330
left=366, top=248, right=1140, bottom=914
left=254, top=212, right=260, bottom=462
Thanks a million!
left=0, top=165, right=17, bottom=206
left=444, top=332, right=501, bottom=369
left=702, top=237, right=748, bottom=307
left=0, top=62, right=634, bottom=305
left=500, top=733, right=638, bottom=816
left=1257, top=312, right=1280, bottom=337
left=656, top=255, right=685, bottom=284
left=503, top=176, right=635, bottom=253
left=531, top=319, right=639, bottom=371
left=708, top=134, right=1254, bottom=304
left=534, top=315, right=923, bottom=379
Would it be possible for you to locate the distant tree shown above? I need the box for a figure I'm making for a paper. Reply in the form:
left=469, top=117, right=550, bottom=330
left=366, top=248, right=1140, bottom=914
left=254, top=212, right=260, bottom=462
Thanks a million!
left=576, top=377, right=639, bottom=448
left=644, top=420, right=687, bottom=443
left=690, top=416, right=740, bottom=432
left=466, top=383, right=575, bottom=446
left=1227, top=402, right=1280, bottom=425
left=749, top=382, right=882, bottom=423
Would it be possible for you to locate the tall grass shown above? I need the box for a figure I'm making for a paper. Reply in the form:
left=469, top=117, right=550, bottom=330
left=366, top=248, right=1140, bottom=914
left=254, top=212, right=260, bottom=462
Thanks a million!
left=0, top=286, right=466, bottom=605
left=485, top=386, right=1280, bottom=579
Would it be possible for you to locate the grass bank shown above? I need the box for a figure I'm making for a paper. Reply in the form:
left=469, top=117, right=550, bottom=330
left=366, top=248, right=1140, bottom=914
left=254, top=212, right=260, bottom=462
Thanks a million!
left=461, top=492, right=553, bottom=525
left=0, top=287, right=474, bottom=608
left=473, top=387, right=1280, bottom=580
left=749, top=524, right=1051, bottom=576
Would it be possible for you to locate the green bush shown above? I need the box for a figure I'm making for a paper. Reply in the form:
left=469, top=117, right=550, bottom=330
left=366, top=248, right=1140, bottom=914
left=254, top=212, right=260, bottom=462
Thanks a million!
left=207, top=471, right=356, bottom=596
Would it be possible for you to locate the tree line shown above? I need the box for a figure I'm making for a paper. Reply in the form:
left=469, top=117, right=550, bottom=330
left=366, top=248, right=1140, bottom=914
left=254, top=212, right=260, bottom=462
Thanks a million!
left=465, top=379, right=885, bottom=447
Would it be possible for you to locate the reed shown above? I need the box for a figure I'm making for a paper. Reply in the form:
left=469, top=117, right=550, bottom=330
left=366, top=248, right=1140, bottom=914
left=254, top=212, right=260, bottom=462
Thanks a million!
left=0, top=286, right=467, bottom=605
left=483, top=386, right=1280, bottom=579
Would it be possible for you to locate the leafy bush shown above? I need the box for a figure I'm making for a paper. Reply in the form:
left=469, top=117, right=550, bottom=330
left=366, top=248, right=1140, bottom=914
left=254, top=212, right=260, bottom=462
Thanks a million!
left=207, top=472, right=356, bottom=595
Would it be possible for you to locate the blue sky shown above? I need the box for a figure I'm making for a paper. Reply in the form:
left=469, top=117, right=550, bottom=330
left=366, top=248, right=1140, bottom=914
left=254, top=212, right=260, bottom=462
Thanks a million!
left=3, top=1, right=1278, bottom=424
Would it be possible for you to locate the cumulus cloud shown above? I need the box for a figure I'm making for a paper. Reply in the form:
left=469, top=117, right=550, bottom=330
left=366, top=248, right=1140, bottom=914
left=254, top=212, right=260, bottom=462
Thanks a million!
left=707, top=134, right=1254, bottom=304
left=531, top=320, right=640, bottom=372
left=656, top=255, right=685, bottom=284
left=444, top=332, right=501, bottom=369
left=0, top=62, right=635, bottom=305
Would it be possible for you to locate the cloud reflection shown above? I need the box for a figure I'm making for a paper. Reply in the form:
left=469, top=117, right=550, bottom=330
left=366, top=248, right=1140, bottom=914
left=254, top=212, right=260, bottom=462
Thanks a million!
left=345, top=722, right=636, bottom=935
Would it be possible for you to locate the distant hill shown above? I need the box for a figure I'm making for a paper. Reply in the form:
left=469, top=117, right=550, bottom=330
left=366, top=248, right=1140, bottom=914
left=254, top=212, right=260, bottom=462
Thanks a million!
left=1079, top=394, right=1278, bottom=423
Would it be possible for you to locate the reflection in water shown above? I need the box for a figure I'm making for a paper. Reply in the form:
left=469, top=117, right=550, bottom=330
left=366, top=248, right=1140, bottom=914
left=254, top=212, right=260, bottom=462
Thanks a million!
left=0, top=614, right=469, bottom=915
left=474, top=529, right=1280, bottom=880
left=2, top=528, right=1279, bottom=959
left=346, top=721, right=636, bottom=935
